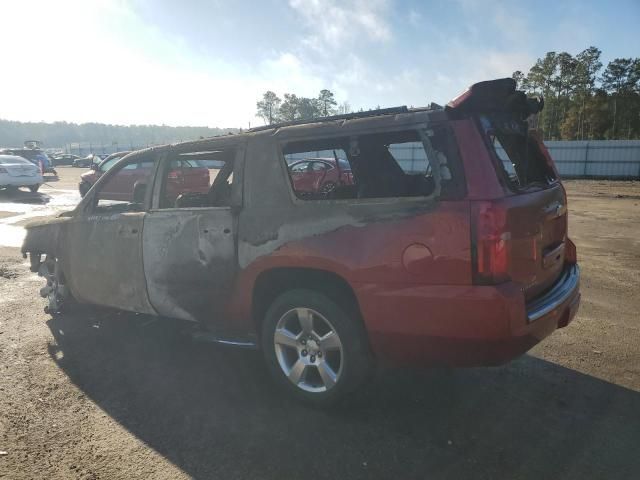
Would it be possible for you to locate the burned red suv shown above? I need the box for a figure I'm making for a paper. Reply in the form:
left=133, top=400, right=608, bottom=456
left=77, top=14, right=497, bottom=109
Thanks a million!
left=22, top=79, right=580, bottom=406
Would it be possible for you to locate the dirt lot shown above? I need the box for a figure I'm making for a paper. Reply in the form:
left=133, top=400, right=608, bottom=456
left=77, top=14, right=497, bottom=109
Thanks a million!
left=0, top=178, right=639, bottom=479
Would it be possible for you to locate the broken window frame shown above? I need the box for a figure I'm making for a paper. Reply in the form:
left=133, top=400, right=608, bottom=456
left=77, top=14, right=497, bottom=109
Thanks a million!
left=148, top=140, right=246, bottom=212
left=83, top=152, right=159, bottom=215
left=276, top=123, right=443, bottom=205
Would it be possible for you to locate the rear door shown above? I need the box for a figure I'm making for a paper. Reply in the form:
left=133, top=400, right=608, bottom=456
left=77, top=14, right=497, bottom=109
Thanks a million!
left=142, top=144, right=243, bottom=325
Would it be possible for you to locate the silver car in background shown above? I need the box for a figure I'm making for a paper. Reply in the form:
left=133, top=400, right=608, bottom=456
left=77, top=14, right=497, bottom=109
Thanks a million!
left=0, top=154, right=43, bottom=192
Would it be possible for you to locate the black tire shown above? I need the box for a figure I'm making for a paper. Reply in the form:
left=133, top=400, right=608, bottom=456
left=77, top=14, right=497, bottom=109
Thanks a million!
left=29, top=184, right=40, bottom=193
left=261, top=288, right=372, bottom=407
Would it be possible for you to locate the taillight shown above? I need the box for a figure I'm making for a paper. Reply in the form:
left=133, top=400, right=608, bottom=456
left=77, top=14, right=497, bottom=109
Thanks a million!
left=167, top=170, right=182, bottom=180
left=561, top=184, right=575, bottom=265
left=472, top=201, right=511, bottom=285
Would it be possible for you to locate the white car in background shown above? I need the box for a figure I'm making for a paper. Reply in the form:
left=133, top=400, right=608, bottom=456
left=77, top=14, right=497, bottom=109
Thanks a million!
left=0, top=155, right=44, bottom=192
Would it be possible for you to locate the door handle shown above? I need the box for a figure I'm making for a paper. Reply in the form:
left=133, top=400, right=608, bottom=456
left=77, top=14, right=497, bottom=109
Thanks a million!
left=131, top=228, right=138, bottom=234
left=223, top=228, right=231, bottom=234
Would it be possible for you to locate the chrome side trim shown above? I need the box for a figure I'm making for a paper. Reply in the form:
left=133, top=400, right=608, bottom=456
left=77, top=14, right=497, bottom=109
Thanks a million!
left=526, top=264, right=580, bottom=323
left=191, top=330, right=258, bottom=349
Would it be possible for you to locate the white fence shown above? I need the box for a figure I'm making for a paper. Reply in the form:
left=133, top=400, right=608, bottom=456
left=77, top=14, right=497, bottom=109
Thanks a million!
left=543, top=141, right=640, bottom=178
left=496, top=140, right=640, bottom=179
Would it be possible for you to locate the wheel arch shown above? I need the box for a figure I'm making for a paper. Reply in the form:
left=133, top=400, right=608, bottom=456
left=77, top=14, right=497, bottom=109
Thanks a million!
left=251, top=267, right=367, bottom=339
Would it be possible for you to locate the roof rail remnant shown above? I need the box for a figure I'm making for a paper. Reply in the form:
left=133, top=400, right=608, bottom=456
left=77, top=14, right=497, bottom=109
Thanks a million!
left=248, top=106, right=410, bottom=133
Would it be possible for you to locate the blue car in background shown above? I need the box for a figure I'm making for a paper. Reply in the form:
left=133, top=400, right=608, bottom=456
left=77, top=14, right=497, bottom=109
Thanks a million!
left=0, top=148, right=56, bottom=174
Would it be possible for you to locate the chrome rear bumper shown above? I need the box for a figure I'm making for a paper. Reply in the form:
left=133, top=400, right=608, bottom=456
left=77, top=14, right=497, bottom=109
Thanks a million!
left=526, top=264, right=580, bottom=323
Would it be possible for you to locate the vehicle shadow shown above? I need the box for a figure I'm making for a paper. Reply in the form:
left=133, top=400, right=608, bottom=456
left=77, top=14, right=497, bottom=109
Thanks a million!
left=47, top=312, right=640, bottom=480
left=0, top=188, right=51, bottom=204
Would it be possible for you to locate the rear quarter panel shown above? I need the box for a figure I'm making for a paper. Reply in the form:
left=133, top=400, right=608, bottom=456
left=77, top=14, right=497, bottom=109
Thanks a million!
left=228, top=132, right=472, bottom=333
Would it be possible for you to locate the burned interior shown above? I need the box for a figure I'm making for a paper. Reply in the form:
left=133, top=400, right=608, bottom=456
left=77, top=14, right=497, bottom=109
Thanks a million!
left=481, top=114, right=558, bottom=190
left=282, top=128, right=450, bottom=200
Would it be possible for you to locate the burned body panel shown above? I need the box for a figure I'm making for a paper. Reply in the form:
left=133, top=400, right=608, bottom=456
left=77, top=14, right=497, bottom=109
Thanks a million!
left=21, top=215, right=71, bottom=258
left=63, top=212, right=156, bottom=314
left=142, top=208, right=236, bottom=324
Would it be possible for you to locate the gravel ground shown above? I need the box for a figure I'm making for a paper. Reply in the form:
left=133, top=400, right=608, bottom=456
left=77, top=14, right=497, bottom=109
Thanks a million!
left=0, top=177, right=639, bottom=479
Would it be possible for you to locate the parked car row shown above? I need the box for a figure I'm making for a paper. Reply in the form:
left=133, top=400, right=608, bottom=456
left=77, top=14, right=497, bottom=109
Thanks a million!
left=47, top=152, right=114, bottom=168
left=0, top=148, right=56, bottom=175
left=49, top=153, right=79, bottom=166
left=72, top=153, right=109, bottom=168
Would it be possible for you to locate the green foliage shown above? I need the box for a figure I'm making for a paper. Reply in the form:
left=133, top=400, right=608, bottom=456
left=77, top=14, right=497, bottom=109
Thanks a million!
left=318, top=89, right=338, bottom=116
left=256, top=91, right=281, bottom=124
left=256, top=89, right=341, bottom=124
left=0, top=119, right=236, bottom=150
left=279, top=93, right=301, bottom=121
left=515, top=47, right=640, bottom=140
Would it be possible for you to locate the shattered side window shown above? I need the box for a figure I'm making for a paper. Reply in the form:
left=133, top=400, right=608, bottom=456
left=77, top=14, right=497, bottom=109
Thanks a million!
left=283, top=147, right=352, bottom=199
left=281, top=128, right=446, bottom=201
left=480, top=114, right=556, bottom=190
left=158, top=149, right=236, bottom=208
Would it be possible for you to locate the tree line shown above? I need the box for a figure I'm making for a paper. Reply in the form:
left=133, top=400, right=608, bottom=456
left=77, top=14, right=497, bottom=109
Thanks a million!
left=512, top=47, right=640, bottom=140
left=0, top=119, right=235, bottom=150
left=256, top=89, right=351, bottom=124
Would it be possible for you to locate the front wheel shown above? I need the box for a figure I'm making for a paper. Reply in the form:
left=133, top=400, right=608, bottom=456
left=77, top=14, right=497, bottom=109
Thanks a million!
left=29, top=184, right=40, bottom=193
left=261, top=289, right=372, bottom=406
left=39, top=256, right=79, bottom=314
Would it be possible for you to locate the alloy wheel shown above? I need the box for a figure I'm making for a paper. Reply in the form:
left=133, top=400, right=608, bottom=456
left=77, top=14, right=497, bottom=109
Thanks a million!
left=273, top=307, right=343, bottom=393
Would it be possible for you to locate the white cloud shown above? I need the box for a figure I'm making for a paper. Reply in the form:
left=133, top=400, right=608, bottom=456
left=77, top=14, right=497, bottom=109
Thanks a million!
left=288, top=0, right=392, bottom=49
left=0, top=0, right=327, bottom=128
left=0, top=0, right=579, bottom=130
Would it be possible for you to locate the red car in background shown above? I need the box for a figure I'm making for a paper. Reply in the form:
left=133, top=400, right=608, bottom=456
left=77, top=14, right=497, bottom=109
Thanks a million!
left=80, top=152, right=210, bottom=203
left=288, top=158, right=354, bottom=195
left=79, top=152, right=131, bottom=197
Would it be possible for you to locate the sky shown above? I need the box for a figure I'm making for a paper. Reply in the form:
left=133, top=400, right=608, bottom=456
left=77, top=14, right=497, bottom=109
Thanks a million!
left=2, top=0, right=639, bottom=128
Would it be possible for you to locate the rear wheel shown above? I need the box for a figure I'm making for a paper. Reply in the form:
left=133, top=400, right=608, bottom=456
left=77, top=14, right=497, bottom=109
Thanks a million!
left=261, top=289, right=372, bottom=406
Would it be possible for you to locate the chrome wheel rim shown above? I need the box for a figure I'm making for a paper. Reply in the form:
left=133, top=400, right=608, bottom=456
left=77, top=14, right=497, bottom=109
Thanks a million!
left=274, top=307, right=343, bottom=393
left=320, top=182, right=336, bottom=195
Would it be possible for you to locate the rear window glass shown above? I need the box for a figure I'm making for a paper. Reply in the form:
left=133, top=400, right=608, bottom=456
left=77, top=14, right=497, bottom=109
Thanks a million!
left=480, top=114, right=556, bottom=190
